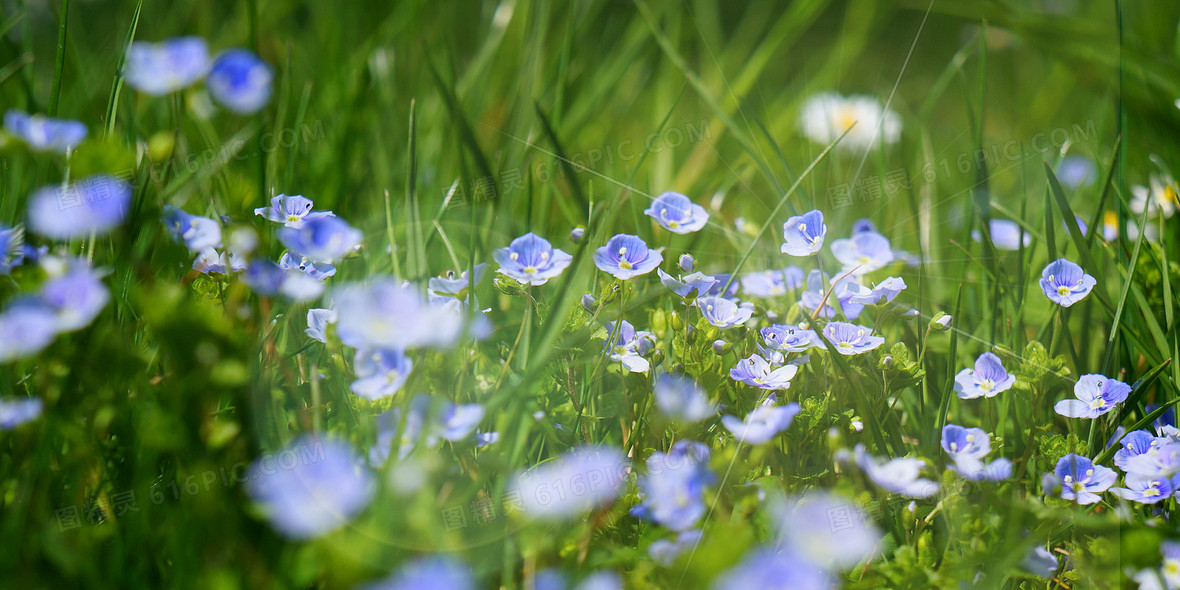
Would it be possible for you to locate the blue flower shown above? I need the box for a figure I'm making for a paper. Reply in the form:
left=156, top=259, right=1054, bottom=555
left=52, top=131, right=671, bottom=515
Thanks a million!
left=334, top=279, right=468, bottom=350
left=163, top=206, right=223, bottom=252
left=855, top=444, right=939, bottom=498
left=798, top=270, right=865, bottom=319
left=761, top=324, right=823, bottom=353
left=125, top=37, right=210, bottom=95
left=781, top=209, right=827, bottom=256
left=1111, top=473, right=1179, bottom=504
left=971, top=219, right=1030, bottom=251
left=852, top=218, right=877, bottom=234
left=712, top=548, right=833, bottom=590
left=703, top=273, right=740, bottom=299
left=3, top=110, right=87, bottom=153
left=770, top=491, right=882, bottom=570
left=305, top=308, right=336, bottom=343
left=1113, top=430, right=1161, bottom=472
left=721, top=398, right=801, bottom=444
left=848, top=276, right=906, bottom=305
left=493, top=233, right=573, bottom=286
left=953, top=352, right=1016, bottom=399
left=245, top=436, right=374, bottom=539
left=279, top=252, right=336, bottom=280
left=644, top=191, right=709, bottom=233
left=594, top=234, right=662, bottom=279
left=649, top=530, right=703, bottom=567
left=678, top=253, right=695, bottom=272
left=822, top=322, right=885, bottom=355
left=1039, top=258, right=1096, bottom=307
left=1021, top=546, right=1058, bottom=578
left=254, top=194, right=334, bottom=228
left=0, top=224, right=25, bottom=275
left=507, top=446, right=628, bottom=519
left=1054, top=374, right=1132, bottom=419
left=941, top=424, right=1011, bottom=481
left=37, top=259, right=109, bottom=332
left=741, top=267, right=804, bottom=297
left=830, top=231, right=894, bottom=275
left=434, top=402, right=486, bottom=442
left=357, top=556, right=475, bottom=590
left=1058, top=156, right=1097, bottom=189
left=1122, top=440, right=1180, bottom=479
left=632, top=441, right=713, bottom=531
left=350, top=349, right=413, bottom=400
left=696, top=296, right=753, bottom=329
left=1053, top=453, right=1115, bottom=505
left=573, top=571, right=623, bottom=590
left=27, top=175, right=132, bottom=240
left=206, top=49, right=273, bottom=114
left=653, top=373, right=715, bottom=423
left=278, top=216, right=362, bottom=264
left=242, top=260, right=323, bottom=301
left=603, top=320, right=656, bottom=373
left=0, top=305, right=57, bottom=363
left=428, top=264, right=488, bottom=302
left=0, top=397, right=43, bottom=429
left=729, top=354, right=798, bottom=390
left=657, top=268, right=717, bottom=299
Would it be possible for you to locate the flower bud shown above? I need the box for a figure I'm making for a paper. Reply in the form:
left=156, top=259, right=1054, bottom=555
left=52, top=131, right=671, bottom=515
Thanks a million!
left=901, top=308, right=920, bottom=319
left=930, top=312, right=953, bottom=331
left=570, top=227, right=585, bottom=243
left=712, top=339, right=730, bottom=355
left=678, top=253, right=695, bottom=273
left=670, top=312, right=684, bottom=331
left=881, top=355, right=894, bottom=368
left=581, top=293, right=596, bottom=312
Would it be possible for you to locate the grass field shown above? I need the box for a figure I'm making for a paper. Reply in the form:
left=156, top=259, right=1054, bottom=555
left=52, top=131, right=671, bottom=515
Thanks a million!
left=1, top=0, right=1179, bottom=588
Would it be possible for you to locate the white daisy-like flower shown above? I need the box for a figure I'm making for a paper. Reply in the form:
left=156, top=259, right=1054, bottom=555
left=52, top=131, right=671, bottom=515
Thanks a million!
left=798, top=92, right=901, bottom=152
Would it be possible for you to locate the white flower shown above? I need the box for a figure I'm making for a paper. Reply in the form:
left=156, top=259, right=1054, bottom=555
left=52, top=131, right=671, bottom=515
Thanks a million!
left=1130, top=172, right=1178, bottom=219
left=798, top=92, right=901, bottom=152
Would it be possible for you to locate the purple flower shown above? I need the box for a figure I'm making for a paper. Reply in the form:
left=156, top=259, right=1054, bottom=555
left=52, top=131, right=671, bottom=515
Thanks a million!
left=971, top=219, right=1030, bottom=251
left=848, top=276, right=906, bottom=305
left=653, top=373, right=715, bottom=423
left=163, top=206, right=222, bottom=252
left=357, top=556, right=475, bottom=590
left=0, top=225, right=25, bottom=275
left=305, top=308, right=336, bottom=343
left=822, top=322, right=884, bottom=355
left=954, top=352, right=1016, bottom=399
left=1053, top=374, right=1132, bottom=419
left=350, top=349, right=413, bottom=400
left=855, top=444, right=939, bottom=498
left=206, top=49, right=273, bottom=114
left=781, top=209, right=827, bottom=256
left=632, top=441, right=713, bottom=531
left=594, top=234, right=662, bottom=279
left=657, top=268, right=717, bottom=299
left=507, top=446, right=629, bottom=519
left=643, top=191, right=709, bottom=234
left=1122, top=441, right=1180, bottom=479
left=761, top=324, right=823, bottom=354
left=741, top=267, right=804, bottom=297
left=1110, top=473, right=1179, bottom=504
left=3, top=110, right=87, bottom=153
left=0, top=397, right=43, bottom=429
left=696, top=296, right=753, bottom=329
left=729, top=354, right=798, bottom=390
left=125, top=37, right=210, bottom=95
left=1039, top=258, right=1096, bottom=307
left=245, top=436, right=374, bottom=539
left=770, top=491, right=882, bottom=570
left=334, top=279, right=467, bottom=350
left=37, top=260, right=109, bottom=332
left=27, top=175, right=132, bottom=240
left=830, top=231, right=894, bottom=275
left=493, top=232, right=573, bottom=286
left=721, top=398, right=801, bottom=444
left=1113, top=430, right=1159, bottom=472
left=0, top=305, right=57, bottom=363
left=254, top=194, right=334, bottom=228
left=1053, top=453, right=1115, bottom=505
left=712, top=548, right=833, bottom=590
left=603, top=320, right=656, bottom=373
left=278, top=215, right=362, bottom=263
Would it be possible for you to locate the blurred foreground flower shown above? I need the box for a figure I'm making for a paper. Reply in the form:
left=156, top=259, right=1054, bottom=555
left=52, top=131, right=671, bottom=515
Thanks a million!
left=3, top=110, right=87, bottom=153
left=27, top=175, right=132, bottom=240
left=0, top=397, right=42, bottom=429
left=358, top=556, right=475, bottom=590
left=507, top=446, right=628, bottom=519
left=855, top=444, right=939, bottom=498
left=125, top=37, right=210, bottom=95
left=798, top=92, right=901, bottom=152
left=207, top=49, right=273, bottom=114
